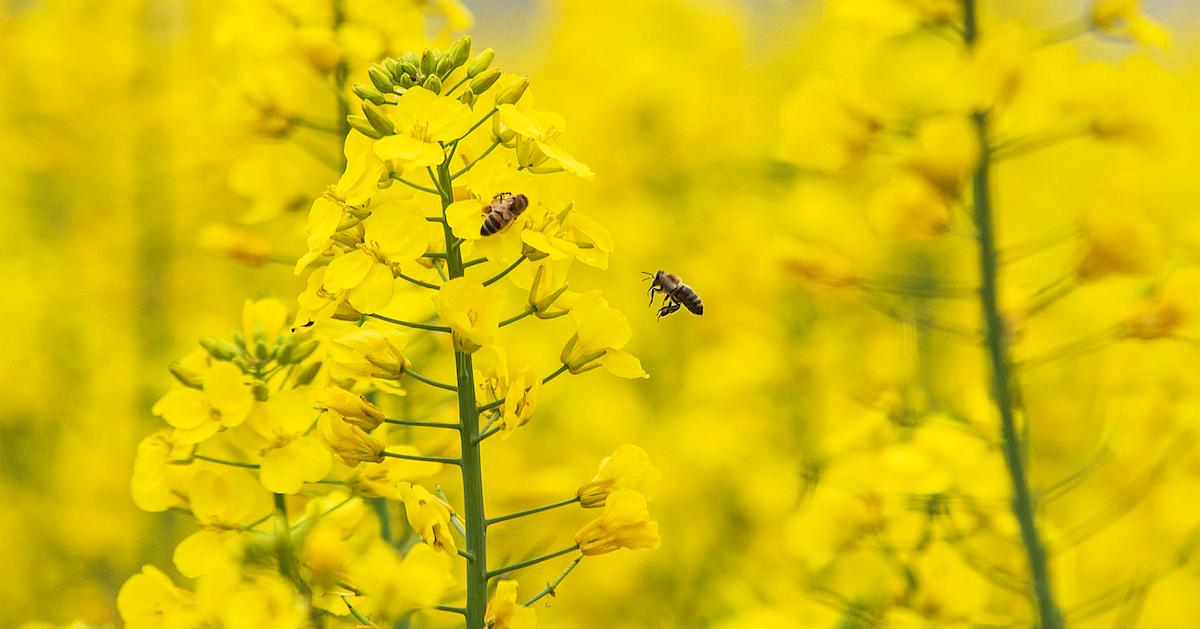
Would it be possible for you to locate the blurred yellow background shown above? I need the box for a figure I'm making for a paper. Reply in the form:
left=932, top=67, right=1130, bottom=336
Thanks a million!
left=3, top=0, right=1199, bottom=627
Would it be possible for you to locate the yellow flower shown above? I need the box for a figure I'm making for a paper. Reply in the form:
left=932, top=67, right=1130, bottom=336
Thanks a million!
left=322, top=200, right=429, bottom=313
left=131, top=429, right=195, bottom=513
left=902, top=115, right=979, bottom=193
left=497, top=104, right=593, bottom=179
left=574, top=489, right=661, bottom=556
left=242, top=298, right=290, bottom=354
left=1075, top=186, right=1162, bottom=280
left=198, top=223, right=272, bottom=267
left=1090, top=0, right=1171, bottom=49
left=474, top=346, right=542, bottom=437
left=520, top=203, right=612, bottom=269
left=174, top=470, right=266, bottom=578
left=560, top=294, right=647, bottom=378
left=402, top=484, right=459, bottom=555
left=777, top=76, right=881, bottom=172
left=221, top=574, right=310, bottom=629
left=328, top=327, right=410, bottom=392
left=433, top=278, right=501, bottom=353
left=346, top=542, right=455, bottom=621
left=245, top=386, right=331, bottom=494
left=319, top=412, right=385, bottom=466
left=523, top=260, right=575, bottom=317
left=776, top=240, right=859, bottom=288
left=315, top=385, right=385, bottom=431
left=577, top=444, right=662, bottom=508
left=117, top=565, right=194, bottom=629
left=485, top=580, right=537, bottom=629
left=373, top=87, right=475, bottom=168
left=868, top=173, right=951, bottom=240
left=1124, top=270, right=1200, bottom=340
left=152, top=362, right=255, bottom=444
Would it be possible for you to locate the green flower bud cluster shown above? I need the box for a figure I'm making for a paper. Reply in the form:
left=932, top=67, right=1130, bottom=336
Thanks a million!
left=195, top=324, right=320, bottom=379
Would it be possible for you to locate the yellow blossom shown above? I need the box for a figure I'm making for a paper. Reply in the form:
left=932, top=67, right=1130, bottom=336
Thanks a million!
left=327, top=327, right=410, bottom=391
left=346, top=542, right=455, bottom=621
left=346, top=449, right=442, bottom=499
left=319, top=412, right=385, bottom=466
left=152, top=362, right=255, bottom=444
left=1075, top=187, right=1163, bottom=280
left=322, top=200, right=429, bottom=313
left=315, top=385, right=385, bottom=431
left=117, top=565, right=195, bottom=629
left=198, top=224, right=272, bottom=267
left=577, top=444, right=662, bottom=508
left=1090, top=0, right=1171, bottom=49
left=485, top=580, right=537, bottom=629
left=131, top=429, right=195, bottom=513
left=902, top=115, right=979, bottom=193
left=244, top=386, right=331, bottom=494
left=497, top=104, right=593, bottom=179
left=373, top=87, right=475, bottom=168
left=433, top=278, right=501, bottom=353
left=1123, top=270, right=1200, bottom=339
left=174, top=470, right=266, bottom=578
left=560, top=294, right=647, bottom=378
left=574, top=489, right=661, bottom=556
left=868, top=173, right=951, bottom=240
left=402, top=484, right=458, bottom=555
left=221, top=574, right=310, bottom=629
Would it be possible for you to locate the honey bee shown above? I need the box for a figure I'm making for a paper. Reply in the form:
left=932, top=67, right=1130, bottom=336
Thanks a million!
left=643, top=270, right=704, bottom=319
left=480, top=192, right=529, bottom=236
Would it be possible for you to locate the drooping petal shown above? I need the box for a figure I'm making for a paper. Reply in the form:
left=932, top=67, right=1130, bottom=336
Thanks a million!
left=260, top=437, right=332, bottom=494
left=324, top=249, right=375, bottom=291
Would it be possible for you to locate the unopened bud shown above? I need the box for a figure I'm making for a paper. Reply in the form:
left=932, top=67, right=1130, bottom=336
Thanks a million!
left=493, top=115, right=517, bottom=146
left=168, top=364, right=203, bottom=389
left=420, top=49, right=437, bottom=76
left=200, top=337, right=239, bottom=361
left=293, top=361, right=323, bottom=386
left=278, top=339, right=320, bottom=365
left=422, top=74, right=442, bottom=94
left=434, top=55, right=454, bottom=79
left=362, top=101, right=395, bottom=135
left=368, top=66, right=393, bottom=93
left=347, top=115, right=383, bottom=139
left=469, top=69, right=500, bottom=94
left=495, top=77, right=530, bottom=105
left=353, top=83, right=388, bottom=106
left=458, top=90, right=476, bottom=107
left=467, top=48, right=494, bottom=77
left=383, top=58, right=404, bottom=82
left=400, top=51, right=420, bottom=70
left=397, top=73, right=416, bottom=89
left=448, top=36, right=472, bottom=70
left=252, top=382, right=270, bottom=401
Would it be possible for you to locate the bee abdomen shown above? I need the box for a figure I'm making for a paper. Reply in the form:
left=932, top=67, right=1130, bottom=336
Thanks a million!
left=675, top=286, right=704, bottom=315
left=480, top=214, right=504, bottom=236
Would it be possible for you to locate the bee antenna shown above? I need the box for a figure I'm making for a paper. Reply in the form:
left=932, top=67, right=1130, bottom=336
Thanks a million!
left=641, top=271, right=654, bottom=281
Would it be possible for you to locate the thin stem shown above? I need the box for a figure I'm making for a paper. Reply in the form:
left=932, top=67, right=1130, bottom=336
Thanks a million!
left=487, top=544, right=581, bottom=580
left=397, top=272, right=442, bottom=290
left=273, top=494, right=309, bottom=595
left=384, top=418, right=462, bottom=430
left=499, top=307, right=536, bottom=328
left=435, top=484, right=469, bottom=538
left=446, top=75, right=470, bottom=96
left=482, top=255, right=527, bottom=287
left=453, top=139, right=502, bottom=179
left=405, top=368, right=459, bottom=392
left=965, top=2, right=1064, bottom=621
left=368, top=313, right=451, bottom=333
left=372, top=497, right=392, bottom=544
left=523, top=555, right=584, bottom=606
left=343, top=599, right=379, bottom=628
left=455, top=108, right=497, bottom=144
left=382, top=450, right=462, bottom=466
left=436, top=605, right=468, bottom=616
left=391, top=174, right=440, bottom=195
left=192, top=454, right=259, bottom=469
left=474, top=425, right=502, bottom=444
left=437, top=160, right=490, bottom=628
left=463, top=257, right=488, bottom=268
left=488, top=496, right=581, bottom=527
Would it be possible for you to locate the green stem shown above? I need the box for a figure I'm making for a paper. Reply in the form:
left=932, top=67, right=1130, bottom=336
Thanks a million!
left=404, top=367, right=459, bottom=392
left=499, top=307, right=536, bottom=328
left=524, top=554, right=584, bottom=606
left=487, top=544, right=581, bottom=580
left=382, top=450, right=462, bottom=466
left=964, top=3, right=1064, bottom=624
left=488, top=496, right=580, bottom=526
left=482, top=255, right=527, bottom=287
left=372, top=497, right=392, bottom=544
left=452, top=139, right=502, bottom=179
left=477, top=364, right=569, bottom=414
left=384, top=418, right=462, bottom=430
left=455, top=108, right=497, bottom=144
left=192, top=453, right=259, bottom=469
left=436, top=160, right=490, bottom=629
left=273, top=494, right=309, bottom=595
left=368, top=313, right=451, bottom=333
left=391, top=174, right=440, bottom=195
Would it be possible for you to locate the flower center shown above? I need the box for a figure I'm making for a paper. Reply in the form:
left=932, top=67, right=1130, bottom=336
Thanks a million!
left=409, top=120, right=434, bottom=143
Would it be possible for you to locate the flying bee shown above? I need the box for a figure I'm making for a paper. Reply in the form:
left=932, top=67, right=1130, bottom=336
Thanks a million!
left=643, top=270, right=704, bottom=319
left=480, top=192, right=529, bottom=236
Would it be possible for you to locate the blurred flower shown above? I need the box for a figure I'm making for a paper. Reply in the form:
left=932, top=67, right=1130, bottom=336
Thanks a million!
left=402, top=485, right=458, bottom=555
left=174, top=470, right=266, bottom=577
left=131, top=429, right=195, bottom=513
left=244, top=386, right=331, bottom=493
left=577, top=444, right=662, bottom=508
left=346, top=542, right=455, bottom=621
left=574, top=489, right=660, bottom=555
left=198, top=224, right=272, bottom=267
left=117, top=566, right=194, bottom=629
left=868, top=173, right=951, bottom=240
left=1090, top=0, right=1171, bottom=49
left=432, top=278, right=500, bottom=353
left=485, top=580, right=536, bottom=629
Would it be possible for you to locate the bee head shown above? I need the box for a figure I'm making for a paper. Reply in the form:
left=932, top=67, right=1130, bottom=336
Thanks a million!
left=511, top=193, right=529, bottom=212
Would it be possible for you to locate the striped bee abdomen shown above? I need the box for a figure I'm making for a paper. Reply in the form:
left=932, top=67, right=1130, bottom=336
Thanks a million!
left=674, top=286, right=704, bottom=315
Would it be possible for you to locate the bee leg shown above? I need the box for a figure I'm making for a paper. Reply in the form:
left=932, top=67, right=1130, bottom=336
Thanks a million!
left=647, top=285, right=659, bottom=307
left=657, top=299, right=681, bottom=320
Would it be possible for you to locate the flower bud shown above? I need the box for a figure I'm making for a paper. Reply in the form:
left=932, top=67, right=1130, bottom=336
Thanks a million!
left=467, top=48, right=494, bottom=77
left=200, top=337, right=239, bottom=361
left=434, top=55, right=455, bottom=79
left=447, top=36, right=472, bottom=70
left=495, top=77, right=530, bottom=105
left=317, top=386, right=385, bottom=431
left=347, top=115, right=383, bottom=140
left=368, top=65, right=393, bottom=93
left=277, top=339, right=319, bottom=365
left=420, top=49, right=437, bottom=76
left=352, top=83, right=388, bottom=106
left=320, top=413, right=385, bottom=466
left=493, top=115, right=517, bottom=146
left=383, top=58, right=404, bottom=82
left=469, top=69, right=501, bottom=94
left=168, top=363, right=203, bottom=388
left=292, top=360, right=323, bottom=386
left=400, top=51, right=420, bottom=71
left=458, top=90, right=477, bottom=107
left=422, top=74, right=442, bottom=94
left=397, top=73, right=416, bottom=89
left=252, top=382, right=270, bottom=401
left=362, top=101, right=395, bottom=135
